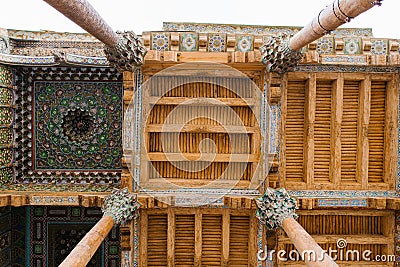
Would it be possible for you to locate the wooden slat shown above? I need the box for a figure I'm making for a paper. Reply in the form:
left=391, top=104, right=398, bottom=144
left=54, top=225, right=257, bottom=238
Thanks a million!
left=147, top=214, right=168, bottom=267
left=314, top=78, right=331, bottom=184
left=383, top=75, right=398, bottom=189
left=229, top=215, right=249, bottom=266
left=285, top=79, right=307, bottom=183
left=202, top=214, right=222, bottom=266
left=368, top=80, right=386, bottom=184
left=341, top=80, right=360, bottom=183
left=175, top=214, right=195, bottom=266
left=150, top=161, right=253, bottom=181
left=148, top=132, right=251, bottom=154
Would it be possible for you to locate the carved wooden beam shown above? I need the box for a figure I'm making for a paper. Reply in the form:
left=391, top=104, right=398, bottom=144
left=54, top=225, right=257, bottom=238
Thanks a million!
left=262, top=0, right=383, bottom=73
left=43, top=0, right=146, bottom=71
left=59, top=188, right=140, bottom=267
left=256, top=188, right=338, bottom=267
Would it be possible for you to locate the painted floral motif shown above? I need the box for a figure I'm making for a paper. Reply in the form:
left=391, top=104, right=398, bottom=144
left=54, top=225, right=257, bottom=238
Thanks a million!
left=316, top=37, right=334, bottom=54
left=344, top=38, right=361, bottom=54
left=180, top=33, right=198, bottom=51
left=371, top=39, right=387, bottom=55
left=236, top=35, right=253, bottom=52
left=208, top=34, right=226, bottom=52
left=151, top=32, right=170, bottom=51
left=34, top=81, right=122, bottom=170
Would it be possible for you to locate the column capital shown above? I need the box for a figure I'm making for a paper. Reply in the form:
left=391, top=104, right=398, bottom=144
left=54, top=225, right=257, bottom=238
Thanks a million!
left=102, top=188, right=140, bottom=225
left=255, top=188, right=298, bottom=230
left=260, top=35, right=303, bottom=74
left=105, top=31, right=147, bottom=72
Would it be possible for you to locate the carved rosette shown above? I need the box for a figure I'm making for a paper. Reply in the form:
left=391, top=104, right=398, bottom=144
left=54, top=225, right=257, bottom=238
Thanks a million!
left=260, top=35, right=303, bottom=74
left=105, top=31, right=147, bottom=72
left=102, top=188, right=140, bottom=225
left=255, top=188, right=298, bottom=230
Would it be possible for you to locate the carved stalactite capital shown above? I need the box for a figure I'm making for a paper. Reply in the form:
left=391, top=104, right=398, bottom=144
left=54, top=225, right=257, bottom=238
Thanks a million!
left=102, top=188, right=140, bottom=225
left=105, top=31, right=147, bottom=72
left=255, top=188, right=298, bottom=230
left=260, top=35, right=303, bottom=74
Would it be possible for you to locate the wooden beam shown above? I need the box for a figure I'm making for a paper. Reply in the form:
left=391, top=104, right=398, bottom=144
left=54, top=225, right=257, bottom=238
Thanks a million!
left=248, top=215, right=257, bottom=265
left=145, top=97, right=255, bottom=106
left=194, top=210, right=202, bottom=267
left=279, top=234, right=391, bottom=244
left=383, top=75, right=398, bottom=189
left=167, top=208, right=175, bottom=267
left=139, top=210, right=148, bottom=267
left=221, top=209, right=230, bottom=266
left=357, top=75, right=371, bottom=189
left=146, top=124, right=257, bottom=134
left=304, top=74, right=316, bottom=189
left=280, top=73, right=288, bottom=188
left=331, top=74, right=343, bottom=187
left=147, top=152, right=258, bottom=162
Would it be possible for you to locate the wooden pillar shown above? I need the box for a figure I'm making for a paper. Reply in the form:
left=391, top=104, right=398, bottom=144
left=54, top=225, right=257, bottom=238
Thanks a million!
left=281, top=218, right=338, bottom=267
left=59, top=189, right=139, bottom=267
left=59, top=216, right=114, bottom=267
left=256, top=188, right=338, bottom=267
left=289, top=0, right=383, bottom=51
left=42, top=0, right=118, bottom=47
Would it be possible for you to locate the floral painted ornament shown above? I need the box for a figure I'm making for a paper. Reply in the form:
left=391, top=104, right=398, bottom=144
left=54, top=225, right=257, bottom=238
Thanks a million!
left=102, top=188, right=140, bottom=225
left=255, top=188, right=298, bottom=230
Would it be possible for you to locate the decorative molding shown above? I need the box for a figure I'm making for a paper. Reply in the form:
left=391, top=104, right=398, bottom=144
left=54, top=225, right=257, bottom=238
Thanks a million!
left=320, top=54, right=368, bottom=65
left=289, top=190, right=400, bottom=198
left=29, top=196, right=79, bottom=205
left=317, top=199, right=368, bottom=207
left=162, top=22, right=373, bottom=37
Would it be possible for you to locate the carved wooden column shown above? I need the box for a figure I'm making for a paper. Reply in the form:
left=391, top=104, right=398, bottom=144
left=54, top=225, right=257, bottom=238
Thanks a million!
left=256, top=188, right=338, bottom=267
left=261, top=0, right=383, bottom=72
left=43, top=0, right=146, bottom=71
left=59, top=189, right=140, bottom=267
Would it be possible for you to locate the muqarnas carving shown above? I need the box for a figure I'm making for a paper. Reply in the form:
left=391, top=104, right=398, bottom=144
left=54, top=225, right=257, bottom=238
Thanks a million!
left=34, top=81, right=122, bottom=170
